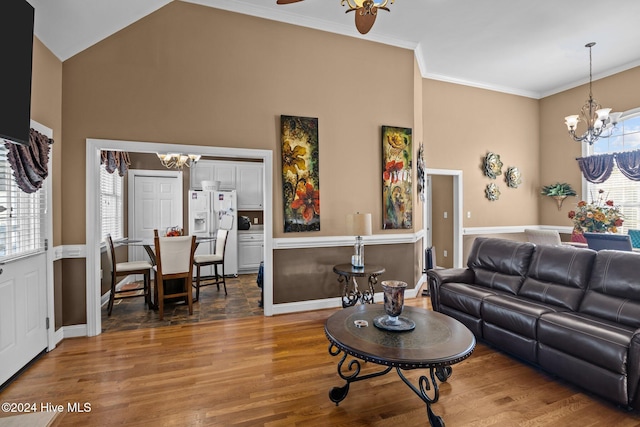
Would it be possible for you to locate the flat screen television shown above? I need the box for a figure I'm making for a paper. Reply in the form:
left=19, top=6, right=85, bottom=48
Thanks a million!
left=0, top=0, right=34, bottom=146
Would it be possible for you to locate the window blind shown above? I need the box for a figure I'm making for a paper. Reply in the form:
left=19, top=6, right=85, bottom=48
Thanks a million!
left=0, top=144, right=47, bottom=260
left=100, top=164, right=123, bottom=242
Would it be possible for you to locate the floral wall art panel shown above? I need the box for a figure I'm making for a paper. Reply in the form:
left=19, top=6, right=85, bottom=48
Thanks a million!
left=382, top=125, right=412, bottom=229
left=281, top=115, right=320, bottom=233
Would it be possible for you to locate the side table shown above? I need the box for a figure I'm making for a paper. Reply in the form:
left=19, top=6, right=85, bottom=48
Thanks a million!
left=332, top=263, right=385, bottom=308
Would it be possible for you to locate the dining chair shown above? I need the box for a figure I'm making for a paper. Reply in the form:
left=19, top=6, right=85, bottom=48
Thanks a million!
left=153, top=229, right=197, bottom=320
left=105, top=234, right=153, bottom=316
left=584, top=232, right=633, bottom=252
left=193, top=228, right=229, bottom=301
left=524, top=229, right=562, bottom=246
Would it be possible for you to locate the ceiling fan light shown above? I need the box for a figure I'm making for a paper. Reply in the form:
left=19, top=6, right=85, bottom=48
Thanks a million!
left=355, top=9, right=376, bottom=33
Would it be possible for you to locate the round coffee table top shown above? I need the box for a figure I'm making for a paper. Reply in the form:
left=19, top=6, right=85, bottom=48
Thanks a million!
left=333, top=264, right=385, bottom=276
left=325, top=305, right=475, bottom=369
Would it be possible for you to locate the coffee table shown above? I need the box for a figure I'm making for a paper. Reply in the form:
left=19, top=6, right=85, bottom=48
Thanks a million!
left=324, top=304, right=476, bottom=427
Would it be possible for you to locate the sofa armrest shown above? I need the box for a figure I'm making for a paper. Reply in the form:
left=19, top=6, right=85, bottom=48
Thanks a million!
left=426, top=268, right=474, bottom=312
left=628, top=329, right=640, bottom=409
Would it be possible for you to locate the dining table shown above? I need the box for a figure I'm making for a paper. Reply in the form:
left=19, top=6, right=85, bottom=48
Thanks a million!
left=118, top=235, right=217, bottom=308
left=119, top=235, right=216, bottom=266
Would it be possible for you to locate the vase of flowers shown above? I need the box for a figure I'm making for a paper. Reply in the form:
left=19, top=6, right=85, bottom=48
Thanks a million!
left=568, top=189, right=624, bottom=242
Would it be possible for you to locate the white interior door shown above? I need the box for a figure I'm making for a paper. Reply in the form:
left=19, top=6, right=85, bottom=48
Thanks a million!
left=128, top=170, right=183, bottom=262
left=0, top=120, right=52, bottom=386
left=0, top=253, right=47, bottom=385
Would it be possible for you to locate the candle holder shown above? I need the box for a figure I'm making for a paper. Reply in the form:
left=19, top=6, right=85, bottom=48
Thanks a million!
left=347, top=212, right=371, bottom=268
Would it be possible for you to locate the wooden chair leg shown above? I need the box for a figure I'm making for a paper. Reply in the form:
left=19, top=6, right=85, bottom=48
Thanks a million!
left=108, top=279, right=116, bottom=316
left=144, top=271, right=151, bottom=309
left=158, top=278, right=164, bottom=321
left=186, top=278, right=193, bottom=315
left=221, top=263, right=227, bottom=295
left=214, top=264, right=220, bottom=291
left=195, top=264, right=201, bottom=301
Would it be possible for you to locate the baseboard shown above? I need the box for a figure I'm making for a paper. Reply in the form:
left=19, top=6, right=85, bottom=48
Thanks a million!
left=271, top=282, right=424, bottom=315
left=52, top=328, right=64, bottom=348
left=62, top=324, right=88, bottom=338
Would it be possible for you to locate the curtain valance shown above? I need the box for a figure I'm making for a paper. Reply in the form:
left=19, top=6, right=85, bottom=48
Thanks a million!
left=5, top=128, right=53, bottom=194
left=100, top=151, right=130, bottom=177
left=576, top=149, right=640, bottom=183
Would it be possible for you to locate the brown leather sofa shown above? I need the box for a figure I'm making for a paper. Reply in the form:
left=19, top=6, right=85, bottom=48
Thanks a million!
left=427, top=237, right=640, bottom=409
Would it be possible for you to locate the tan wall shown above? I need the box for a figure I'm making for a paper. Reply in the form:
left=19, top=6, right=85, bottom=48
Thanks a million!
left=59, top=2, right=415, bottom=324
left=31, top=37, right=63, bottom=329
left=61, top=2, right=415, bottom=244
left=273, top=243, right=417, bottom=303
left=422, top=79, right=540, bottom=227
left=539, top=66, right=640, bottom=226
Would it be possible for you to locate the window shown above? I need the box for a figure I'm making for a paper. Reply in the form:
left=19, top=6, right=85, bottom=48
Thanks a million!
left=585, top=113, right=640, bottom=232
left=100, top=164, right=123, bottom=242
left=0, top=144, right=47, bottom=260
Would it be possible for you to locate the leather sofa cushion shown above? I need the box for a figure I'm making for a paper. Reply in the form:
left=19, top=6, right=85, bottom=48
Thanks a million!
left=581, top=250, right=640, bottom=328
left=538, top=311, right=634, bottom=374
left=518, top=245, right=596, bottom=311
left=439, top=282, right=502, bottom=318
left=467, top=238, right=535, bottom=294
left=483, top=295, right=564, bottom=339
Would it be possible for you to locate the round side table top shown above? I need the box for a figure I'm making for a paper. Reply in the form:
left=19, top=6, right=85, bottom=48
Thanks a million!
left=333, top=264, right=385, bottom=276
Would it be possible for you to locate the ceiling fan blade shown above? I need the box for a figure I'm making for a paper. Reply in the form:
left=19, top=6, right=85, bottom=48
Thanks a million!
left=276, top=0, right=304, bottom=4
left=355, top=8, right=377, bottom=34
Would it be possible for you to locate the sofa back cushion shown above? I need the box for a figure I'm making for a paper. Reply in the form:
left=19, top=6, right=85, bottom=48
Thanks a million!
left=467, top=237, right=535, bottom=295
left=580, top=250, right=640, bottom=328
left=519, top=245, right=596, bottom=310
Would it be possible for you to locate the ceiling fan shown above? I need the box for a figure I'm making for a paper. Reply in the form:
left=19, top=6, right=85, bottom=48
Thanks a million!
left=276, top=0, right=394, bottom=35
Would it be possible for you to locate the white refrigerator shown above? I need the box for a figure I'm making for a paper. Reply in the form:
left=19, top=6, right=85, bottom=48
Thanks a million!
left=188, top=189, right=238, bottom=277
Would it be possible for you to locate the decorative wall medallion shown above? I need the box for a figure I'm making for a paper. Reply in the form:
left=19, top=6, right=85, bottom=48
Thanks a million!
left=483, top=152, right=503, bottom=179
left=485, top=183, right=501, bottom=201
left=505, top=166, right=522, bottom=188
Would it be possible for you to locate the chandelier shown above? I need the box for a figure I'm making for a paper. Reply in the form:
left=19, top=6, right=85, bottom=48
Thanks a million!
left=564, top=42, right=620, bottom=145
left=156, top=153, right=201, bottom=169
left=276, top=0, right=395, bottom=35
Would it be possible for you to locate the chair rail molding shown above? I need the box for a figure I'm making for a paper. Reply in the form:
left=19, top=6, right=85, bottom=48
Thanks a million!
left=463, top=225, right=574, bottom=235
left=273, top=230, right=425, bottom=250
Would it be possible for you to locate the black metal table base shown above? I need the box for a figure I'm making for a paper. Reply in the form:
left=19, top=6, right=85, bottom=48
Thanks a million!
left=328, top=343, right=452, bottom=427
left=337, top=274, right=377, bottom=308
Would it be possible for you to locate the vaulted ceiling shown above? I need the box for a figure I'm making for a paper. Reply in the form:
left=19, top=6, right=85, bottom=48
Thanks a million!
left=27, top=0, right=640, bottom=99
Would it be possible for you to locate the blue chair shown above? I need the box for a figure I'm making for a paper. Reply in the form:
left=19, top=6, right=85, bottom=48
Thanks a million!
left=584, top=232, right=633, bottom=252
left=628, top=229, right=640, bottom=249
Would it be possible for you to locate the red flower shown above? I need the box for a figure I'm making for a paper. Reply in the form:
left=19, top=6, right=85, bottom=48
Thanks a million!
left=384, top=160, right=404, bottom=183
left=291, top=182, right=320, bottom=223
left=568, top=210, right=576, bottom=219
left=605, top=200, right=614, bottom=206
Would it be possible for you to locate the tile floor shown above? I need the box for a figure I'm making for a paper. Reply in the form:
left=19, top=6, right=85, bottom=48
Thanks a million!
left=101, top=273, right=262, bottom=333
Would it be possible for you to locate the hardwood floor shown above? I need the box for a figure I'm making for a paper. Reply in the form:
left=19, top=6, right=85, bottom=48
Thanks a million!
left=2, top=296, right=640, bottom=426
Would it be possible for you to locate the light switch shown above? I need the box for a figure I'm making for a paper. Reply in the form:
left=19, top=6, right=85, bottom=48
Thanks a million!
left=443, top=250, right=448, bottom=258
left=467, top=211, right=471, bottom=218
left=253, top=217, right=258, bottom=224
left=443, top=211, right=448, bottom=219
